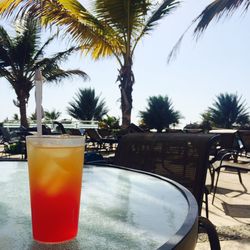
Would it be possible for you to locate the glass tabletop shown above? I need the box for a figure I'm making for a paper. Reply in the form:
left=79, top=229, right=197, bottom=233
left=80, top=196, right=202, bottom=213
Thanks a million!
left=0, top=161, right=197, bottom=250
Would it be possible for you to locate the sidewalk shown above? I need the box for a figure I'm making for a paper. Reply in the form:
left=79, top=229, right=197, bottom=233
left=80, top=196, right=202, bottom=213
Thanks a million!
left=197, top=169, right=250, bottom=249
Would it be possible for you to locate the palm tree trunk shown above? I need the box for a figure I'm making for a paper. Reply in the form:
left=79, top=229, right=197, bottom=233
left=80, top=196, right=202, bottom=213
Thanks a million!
left=118, top=64, right=134, bottom=128
left=18, top=94, right=29, bottom=128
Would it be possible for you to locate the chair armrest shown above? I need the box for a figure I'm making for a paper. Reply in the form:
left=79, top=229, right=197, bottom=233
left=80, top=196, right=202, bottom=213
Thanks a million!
left=212, top=149, right=237, bottom=169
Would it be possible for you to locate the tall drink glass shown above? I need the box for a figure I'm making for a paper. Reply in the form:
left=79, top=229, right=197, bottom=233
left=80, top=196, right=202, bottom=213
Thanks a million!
left=26, top=135, right=85, bottom=243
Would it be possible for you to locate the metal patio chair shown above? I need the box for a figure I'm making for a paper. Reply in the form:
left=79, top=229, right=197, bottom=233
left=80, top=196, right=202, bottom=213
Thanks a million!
left=85, top=129, right=118, bottom=151
left=112, top=132, right=221, bottom=250
left=238, top=130, right=250, bottom=156
left=0, top=126, right=27, bottom=159
left=208, top=129, right=250, bottom=204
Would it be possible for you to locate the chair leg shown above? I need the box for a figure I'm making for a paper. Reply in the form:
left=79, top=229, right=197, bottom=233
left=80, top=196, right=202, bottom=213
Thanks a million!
left=209, top=164, right=215, bottom=192
left=237, top=169, right=243, bottom=185
left=203, top=187, right=209, bottom=218
left=205, top=190, right=209, bottom=219
left=198, top=216, right=221, bottom=250
left=212, top=169, right=221, bottom=204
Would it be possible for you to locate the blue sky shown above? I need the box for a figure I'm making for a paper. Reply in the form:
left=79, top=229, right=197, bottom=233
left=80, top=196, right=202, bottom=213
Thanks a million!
left=0, top=0, right=250, bottom=128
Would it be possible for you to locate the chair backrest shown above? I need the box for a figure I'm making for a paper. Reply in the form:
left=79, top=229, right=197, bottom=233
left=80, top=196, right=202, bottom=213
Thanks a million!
left=52, top=121, right=66, bottom=134
left=238, top=130, right=250, bottom=153
left=98, top=129, right=112, bottom=138
left=66, top=128, right=82, bottom=136
left=85, top=129, right=102, bottom=142
left=209, top=129, right=241, bottom=152
left=113, top=133, right=218, bottom=215
left=0, top=127, right=11, bottom=142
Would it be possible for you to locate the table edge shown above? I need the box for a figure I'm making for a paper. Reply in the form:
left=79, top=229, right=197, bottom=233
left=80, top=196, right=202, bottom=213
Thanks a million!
left=87, top=163, right=198, bottom=250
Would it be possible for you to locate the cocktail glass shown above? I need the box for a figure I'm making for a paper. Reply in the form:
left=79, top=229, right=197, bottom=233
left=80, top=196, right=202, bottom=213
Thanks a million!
left=26, top=135, right=85, bottom=243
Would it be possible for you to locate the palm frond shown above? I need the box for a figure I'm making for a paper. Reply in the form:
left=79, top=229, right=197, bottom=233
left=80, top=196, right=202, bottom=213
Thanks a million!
left=0, top=0, right=123, bottom=61
left=0, top=24, right=23, bottom=75
left=13, top=17, right=41, bottom=72
left=44, top=69, right=89, bottom=83
left=41, top=0, right=124, bottom=61
left=144, top=0, right=180, bottom=33
left=95, top=0, right=150, bottom=36
left=168, top=0, right=250, bottom=63
left=33, top=33, right=58, bottom=63
left=0, top=0, right=41, bottom=19
left=133, top=0, right=180, bottom=55
left=194, top=0, right=250, bottom=35
left=167, top=21, right=193, bottom=63
left=0, top=25, right=12, bottom=46
left=39, top=46, right=79, bottom=67
left=0, top=25, right=14, bottom=66
left=0, top=68, right=13, bottom=81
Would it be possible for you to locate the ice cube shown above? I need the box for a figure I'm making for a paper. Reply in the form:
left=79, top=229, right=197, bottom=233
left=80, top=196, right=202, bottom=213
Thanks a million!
left=38, top=160, right=69, bottom=196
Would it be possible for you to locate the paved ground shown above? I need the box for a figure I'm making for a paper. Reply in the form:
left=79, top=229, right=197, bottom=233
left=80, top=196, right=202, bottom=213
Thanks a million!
left=197, top=168, right=250, bottom=249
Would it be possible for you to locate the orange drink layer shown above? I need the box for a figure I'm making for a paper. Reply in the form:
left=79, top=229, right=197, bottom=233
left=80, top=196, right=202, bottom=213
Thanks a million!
left=26, top=136, right=85, bottom=243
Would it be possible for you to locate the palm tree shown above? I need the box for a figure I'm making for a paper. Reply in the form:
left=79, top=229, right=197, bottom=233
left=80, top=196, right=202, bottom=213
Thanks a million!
left=202, top=93, right=250, bottom=129
left=12, top=113, right=19, bottom=121
left=44, top=109, right=61, bottom=121
left=139, top=95, right=182, bottom=132
left=0, top=16, right=88, bottom=128
left=0, top=0, right=181, bottom=128
left=194, top=0, right=249, bottom=34
left=200, top=111, right=213, bottom=131
left=67, top=88, right=108, bottom=121
left=99, top=115, right=120, bottom=130
left=29, top=112, right=37, bottom=122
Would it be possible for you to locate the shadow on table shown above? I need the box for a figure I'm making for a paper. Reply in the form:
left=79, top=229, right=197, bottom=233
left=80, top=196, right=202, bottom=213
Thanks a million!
left=31, top=239, right=81, bottom=250
left=222, top=203, right=250, bottom=218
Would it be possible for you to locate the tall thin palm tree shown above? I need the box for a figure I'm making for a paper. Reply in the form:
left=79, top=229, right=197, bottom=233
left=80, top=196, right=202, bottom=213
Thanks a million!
left=139, top=95, right=182, bottom=132
left=67, top=87, right=108, bottom=121
left=203, top=93, right=250, bottom=128
left=0, top=15, right=88, bottom=128
left=0, top=0, right=181, bottom=128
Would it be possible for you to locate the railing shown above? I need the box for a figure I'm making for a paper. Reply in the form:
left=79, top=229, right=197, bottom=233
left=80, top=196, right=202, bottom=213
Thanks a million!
left=3, top=120, right=99, bottom=130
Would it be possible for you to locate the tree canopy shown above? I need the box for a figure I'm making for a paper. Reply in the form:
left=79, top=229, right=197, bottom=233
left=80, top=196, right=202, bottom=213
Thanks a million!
left=201, top=93, right=250, bottom=129
left=67, top=87, right=109, bottom=120
left=0, top=0, right=181, bottom=128
left=0, top=15, right=88, bottom=127
left=139, top=95, right=182, bottom=132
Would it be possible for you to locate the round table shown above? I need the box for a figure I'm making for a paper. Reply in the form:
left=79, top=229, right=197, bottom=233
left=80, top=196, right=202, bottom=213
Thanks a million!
left=0, top=161, right=198, bottom=249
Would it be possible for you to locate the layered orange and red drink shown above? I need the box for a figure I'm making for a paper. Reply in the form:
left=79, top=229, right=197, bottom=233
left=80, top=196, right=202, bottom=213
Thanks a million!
left=26, top=136, right=85, bottom=243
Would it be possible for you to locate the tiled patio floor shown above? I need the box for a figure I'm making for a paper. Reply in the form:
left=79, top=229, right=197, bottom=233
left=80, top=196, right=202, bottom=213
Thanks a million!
left=197, top=169, right=250, bottom=249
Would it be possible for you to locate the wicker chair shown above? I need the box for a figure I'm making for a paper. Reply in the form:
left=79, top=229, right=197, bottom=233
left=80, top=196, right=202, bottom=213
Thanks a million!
left=113, top=132, right=220, bottom=250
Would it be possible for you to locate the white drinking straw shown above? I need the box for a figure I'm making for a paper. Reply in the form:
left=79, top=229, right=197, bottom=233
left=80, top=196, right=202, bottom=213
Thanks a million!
left=35, top=68, right=43, bottom=136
